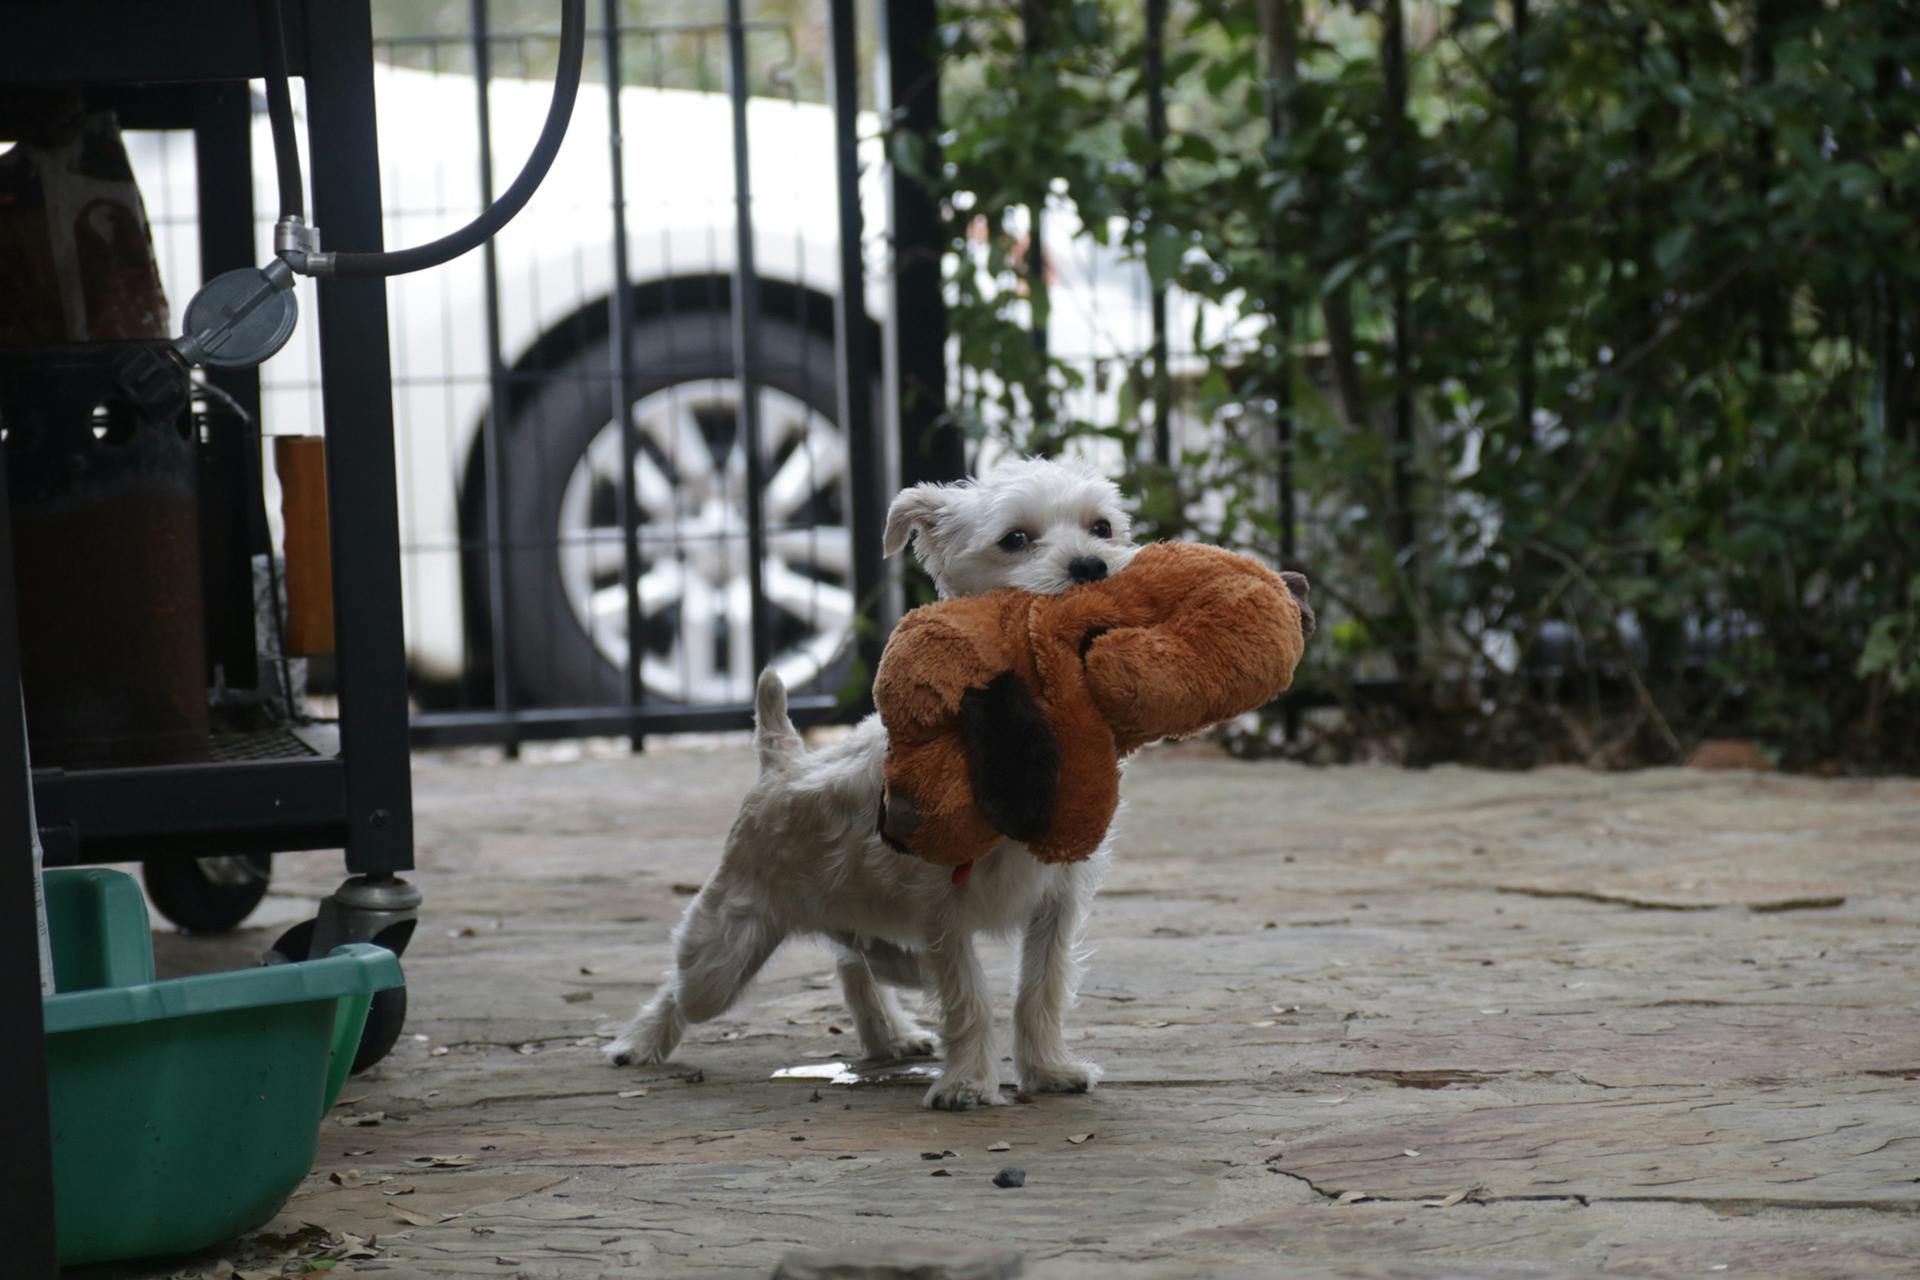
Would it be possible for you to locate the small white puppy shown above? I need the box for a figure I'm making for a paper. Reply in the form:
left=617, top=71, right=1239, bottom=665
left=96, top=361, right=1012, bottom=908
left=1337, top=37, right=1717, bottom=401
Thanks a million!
left=604, top=457, right=1139, bottom=1109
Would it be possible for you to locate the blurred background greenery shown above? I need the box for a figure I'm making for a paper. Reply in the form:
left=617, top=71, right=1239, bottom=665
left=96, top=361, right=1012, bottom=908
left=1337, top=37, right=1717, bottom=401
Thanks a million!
left=934, top=0, right=1919, bottom=772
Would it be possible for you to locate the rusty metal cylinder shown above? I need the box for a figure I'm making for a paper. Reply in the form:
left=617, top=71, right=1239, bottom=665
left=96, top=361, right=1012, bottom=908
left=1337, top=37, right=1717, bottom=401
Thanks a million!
left=1, top=342, right=210, bottom=767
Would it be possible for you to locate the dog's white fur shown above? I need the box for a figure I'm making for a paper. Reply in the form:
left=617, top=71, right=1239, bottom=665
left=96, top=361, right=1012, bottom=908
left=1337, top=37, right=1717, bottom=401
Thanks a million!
left=604, top=457, right=1137, bottom=1109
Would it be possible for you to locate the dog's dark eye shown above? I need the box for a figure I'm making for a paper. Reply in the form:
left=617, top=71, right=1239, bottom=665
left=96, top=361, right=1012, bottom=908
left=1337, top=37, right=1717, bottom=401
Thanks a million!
left=997, top=529, right=1032, bottom=552
left=1090, top=519, right=1113, bottom=540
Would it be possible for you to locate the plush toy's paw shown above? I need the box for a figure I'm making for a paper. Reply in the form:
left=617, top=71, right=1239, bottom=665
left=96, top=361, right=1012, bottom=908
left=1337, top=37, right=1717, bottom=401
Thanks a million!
left=923, top=1071, right=1009, bottom=1111
left=1018, top=1058, right=1102, bottom=1095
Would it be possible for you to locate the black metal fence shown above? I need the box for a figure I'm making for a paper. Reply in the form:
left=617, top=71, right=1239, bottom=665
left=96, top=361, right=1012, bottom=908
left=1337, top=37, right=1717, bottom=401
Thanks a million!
left=129, top=2, right=954, bottom=749
left=384, top=1, right=892, bottom=746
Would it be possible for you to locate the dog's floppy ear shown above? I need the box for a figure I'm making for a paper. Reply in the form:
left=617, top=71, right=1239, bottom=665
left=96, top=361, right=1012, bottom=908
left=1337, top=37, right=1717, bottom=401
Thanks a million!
left=883, top=483, right=952, bottom=559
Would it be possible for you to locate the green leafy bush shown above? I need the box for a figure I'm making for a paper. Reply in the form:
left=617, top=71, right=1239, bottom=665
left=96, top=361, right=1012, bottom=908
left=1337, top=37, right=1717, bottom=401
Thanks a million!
left=931, top=0, right=1920, bottom=771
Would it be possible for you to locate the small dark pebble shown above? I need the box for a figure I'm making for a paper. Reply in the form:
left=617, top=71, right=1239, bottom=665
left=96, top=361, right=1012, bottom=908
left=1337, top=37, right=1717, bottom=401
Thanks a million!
left=930, top=1169, right=951, bottom=1177
left=791, top=1135, right=807, bottom=1142
left=920, top=1149, right=957, bottom=1160
left=810, top=1090, right=822, bottom=1103
left=992, top=1168, right=1026, bottom=1188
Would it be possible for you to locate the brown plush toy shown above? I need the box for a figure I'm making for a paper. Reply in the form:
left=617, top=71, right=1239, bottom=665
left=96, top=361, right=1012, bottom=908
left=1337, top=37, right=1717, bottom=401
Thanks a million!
left=874, top=541, right=1312, bottom=876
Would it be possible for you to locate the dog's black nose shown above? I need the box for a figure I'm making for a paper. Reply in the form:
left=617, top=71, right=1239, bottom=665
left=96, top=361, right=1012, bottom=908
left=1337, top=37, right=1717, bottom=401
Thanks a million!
left=1068, top=556, right=1108, bottom=584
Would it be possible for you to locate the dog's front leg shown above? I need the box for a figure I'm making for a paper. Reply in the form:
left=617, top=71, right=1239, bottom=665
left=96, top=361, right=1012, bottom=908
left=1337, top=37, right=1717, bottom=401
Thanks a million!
left=1013, top=891, right=1101, bottom=1094
left=922, top=927, right=1005, bottom=1110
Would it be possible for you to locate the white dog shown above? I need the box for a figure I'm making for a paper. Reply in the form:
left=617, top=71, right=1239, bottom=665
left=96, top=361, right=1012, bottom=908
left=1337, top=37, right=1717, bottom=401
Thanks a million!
left=604, top=457, right=1140, bottom=1109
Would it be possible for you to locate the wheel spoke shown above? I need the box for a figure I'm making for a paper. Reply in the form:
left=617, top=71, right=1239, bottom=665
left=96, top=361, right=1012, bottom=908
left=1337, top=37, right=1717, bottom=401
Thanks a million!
left=637, top=393, right=714, bottom=493
left=766, top=525, right=853, bottom=576
left=764, top=560, right=854, bottom=629
left=769, top=628, right=850, bottom=689
left=633, top=447, right=675, bottom=515
left=726, top=573, right=755, bottom=701
left=677, top=573, right=717, bottom=700
left=764, top=418, right=846, bottom=522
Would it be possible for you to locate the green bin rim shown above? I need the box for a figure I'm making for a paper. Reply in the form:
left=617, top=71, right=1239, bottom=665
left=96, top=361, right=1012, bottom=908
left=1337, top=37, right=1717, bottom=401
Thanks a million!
left=43, top=944, right=403, bottom=1035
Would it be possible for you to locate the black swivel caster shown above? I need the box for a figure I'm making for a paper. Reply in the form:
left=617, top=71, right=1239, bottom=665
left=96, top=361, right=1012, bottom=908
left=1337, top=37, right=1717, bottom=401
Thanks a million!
left=142, top=855, right=273, bottom=933
left=265, top=872, right=420, bottom=1073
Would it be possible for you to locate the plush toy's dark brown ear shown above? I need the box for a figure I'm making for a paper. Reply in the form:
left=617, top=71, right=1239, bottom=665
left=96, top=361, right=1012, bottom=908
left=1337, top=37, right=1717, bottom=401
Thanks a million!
left=1280, top=571, right=1315, bottom=638
left=959, top=672, right=1059, bottom=842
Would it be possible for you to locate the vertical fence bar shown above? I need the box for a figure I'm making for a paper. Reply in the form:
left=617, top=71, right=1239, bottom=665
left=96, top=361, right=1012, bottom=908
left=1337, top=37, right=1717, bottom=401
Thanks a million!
left=1513, top=0, right=1537, bottom=437
left=601, top=0, right=646, bottom=739
left=468, top=0, right=519, bottom=752
left=828, top=0, right=886, bottom=692
left=880, top=0, right=962, bottom=490
left=1022, top=0, right=1052, bottom=436
left=1260, top=0, right=1301, bottom=742
left=1383, top=0, right=1415, bottom=566
left=723, top=0, right=774, bottom=680
left=1145, top=0, right=1171, bottom=470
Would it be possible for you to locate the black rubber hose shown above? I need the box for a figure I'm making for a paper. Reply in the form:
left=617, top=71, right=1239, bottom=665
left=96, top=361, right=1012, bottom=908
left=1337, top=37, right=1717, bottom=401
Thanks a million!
left=329, top=0, right=586, bottom=278
left=256, top=0, right=304, bottom=220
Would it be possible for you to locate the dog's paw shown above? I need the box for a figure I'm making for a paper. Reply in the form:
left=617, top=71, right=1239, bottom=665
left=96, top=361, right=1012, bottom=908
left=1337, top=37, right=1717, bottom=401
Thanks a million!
left=602, top=1030, right=671, bottom=1068
left=1018, top=1058, right=1102, bottom=1094
left=923, top=1072, right=1008, bottom=1111
left=863, top=1026, right=939, bottom=1063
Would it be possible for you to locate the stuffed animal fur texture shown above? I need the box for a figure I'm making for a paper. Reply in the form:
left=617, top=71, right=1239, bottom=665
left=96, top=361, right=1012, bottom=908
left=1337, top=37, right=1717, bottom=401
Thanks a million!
left=875, top=541, right=1310, bottom=869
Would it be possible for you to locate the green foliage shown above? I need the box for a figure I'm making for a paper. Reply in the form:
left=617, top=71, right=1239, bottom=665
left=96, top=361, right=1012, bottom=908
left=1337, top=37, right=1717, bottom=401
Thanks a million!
left=933, top=0, right=1920, bottom=771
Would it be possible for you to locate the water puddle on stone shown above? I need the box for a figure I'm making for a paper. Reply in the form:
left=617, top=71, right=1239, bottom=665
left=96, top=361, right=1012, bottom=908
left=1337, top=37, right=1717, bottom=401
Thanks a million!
left=770, top=1060, right=942, bottom=1087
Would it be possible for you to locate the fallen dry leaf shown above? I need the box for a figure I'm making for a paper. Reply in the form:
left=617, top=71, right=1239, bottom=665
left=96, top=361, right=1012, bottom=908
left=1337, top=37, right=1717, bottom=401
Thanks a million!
left=1249, top=1020, right=1277, bottom=1028
left=343, top=1148, right=372, bottom=1157
left=1066, top=1133, right=1095, bottom=1145
left=393, top=1208, right=458, bottom=1227
left=380, top=1184, right=417, bottom=1197
left=561, top=990, right=594, bottom=1004
left=328, top=1170, right=364, bottom=1186
left=408, top=1154, right=476, bottom=1168
left=1134, top=1019, right=1171, bottom=1029
left=430, top=1046, right=450, bottom=1057
left=987, top=1141, right=1011, bottom=1153
left=341, top=1112, right=385, bottom=1127
left=1422, top=1189, right=1470, bottom=1209
left=617, top=1089, right=648, bottom=1099
left=1335, top=1190, right=1369, bottom=1205
left=1402, top=1149, right=1421, bottom=1158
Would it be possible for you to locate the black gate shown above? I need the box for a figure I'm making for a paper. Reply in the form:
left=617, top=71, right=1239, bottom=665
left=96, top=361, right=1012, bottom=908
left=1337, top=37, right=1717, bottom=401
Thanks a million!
left=382, top=1, right=902, bottom=747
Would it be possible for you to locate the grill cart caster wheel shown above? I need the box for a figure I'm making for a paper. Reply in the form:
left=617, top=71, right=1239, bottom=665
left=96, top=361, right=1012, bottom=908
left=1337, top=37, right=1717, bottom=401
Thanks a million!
left=266, top=874, right=420, bottom=1074
left=142, top=855, right=273, bottom=933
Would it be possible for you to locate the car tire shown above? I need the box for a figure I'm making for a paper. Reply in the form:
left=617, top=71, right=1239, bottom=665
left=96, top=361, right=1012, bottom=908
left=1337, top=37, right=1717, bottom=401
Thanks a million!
left=498, top=310, right=859, bottom=708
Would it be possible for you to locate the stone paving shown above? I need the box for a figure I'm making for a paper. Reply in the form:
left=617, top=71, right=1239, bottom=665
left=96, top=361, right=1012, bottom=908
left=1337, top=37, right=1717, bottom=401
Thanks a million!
left=111, top=739, right=1920, bottom=1278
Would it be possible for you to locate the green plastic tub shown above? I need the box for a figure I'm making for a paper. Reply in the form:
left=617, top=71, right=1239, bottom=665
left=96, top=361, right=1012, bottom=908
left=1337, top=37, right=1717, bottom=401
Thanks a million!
left=41, top=868, right=403, bottom=1267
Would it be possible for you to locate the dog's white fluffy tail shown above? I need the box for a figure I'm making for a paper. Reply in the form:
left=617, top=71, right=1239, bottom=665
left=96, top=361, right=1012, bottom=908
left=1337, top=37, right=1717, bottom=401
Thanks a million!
left=754, top=669, right=804, bottom=770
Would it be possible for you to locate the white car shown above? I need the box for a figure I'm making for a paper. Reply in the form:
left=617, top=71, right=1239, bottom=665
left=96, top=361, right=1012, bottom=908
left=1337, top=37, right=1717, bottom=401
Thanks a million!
left=130, top=61, right=1178, bottom=710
